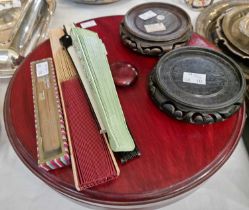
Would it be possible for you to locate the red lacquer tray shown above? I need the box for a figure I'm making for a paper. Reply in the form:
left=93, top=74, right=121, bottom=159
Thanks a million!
left=4, top=16, right=246, bottom=209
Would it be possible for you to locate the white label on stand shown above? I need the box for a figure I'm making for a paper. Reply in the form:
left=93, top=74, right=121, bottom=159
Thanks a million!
left=144, top=23, right=166, bottom=33
left=183, top=72, right=206, bottom=85
left=80, top=20, right=97, bottom=29
left=36, top=61, right=49, bottom=77
left=139, top=10, right=157, bottom=20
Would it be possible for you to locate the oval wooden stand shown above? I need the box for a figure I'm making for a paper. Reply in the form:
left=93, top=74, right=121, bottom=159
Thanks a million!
left=4, top=16, right=246, bottom=209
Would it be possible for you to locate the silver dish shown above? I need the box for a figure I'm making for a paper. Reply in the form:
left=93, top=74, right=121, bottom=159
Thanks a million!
left=0, top=0, right=56, bottom=78
left=195, top=0, right=249, bottom=41
left=215, top=12, right=249, bottom=60
left=0, top=0, right=30, bottom=47
left=222, top=6, right=249, bottom=55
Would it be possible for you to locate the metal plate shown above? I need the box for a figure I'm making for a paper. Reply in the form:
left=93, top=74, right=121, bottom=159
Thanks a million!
left=0, top=6, right=21, bottom=31
left=124, top=3, right=191, bottom=42
left=215, top=12, right=249, bottom=60
left=223, top=7, right=249, bottom=55
left=149, top=47, right=246, bottom=124
left=0, top=0, right=30, bottom=47
left=0, top=0, right=56, bottom=78
left=196, top=0, right=249, bottom=41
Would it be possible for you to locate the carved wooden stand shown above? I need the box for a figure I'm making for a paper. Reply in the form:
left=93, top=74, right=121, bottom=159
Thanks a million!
left=149, top=47, right=246, bottom=124
left=120, top=3, right=193, bottom=56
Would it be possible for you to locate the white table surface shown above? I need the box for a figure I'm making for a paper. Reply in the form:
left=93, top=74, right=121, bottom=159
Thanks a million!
left=1, top=0, right=249, bottom=209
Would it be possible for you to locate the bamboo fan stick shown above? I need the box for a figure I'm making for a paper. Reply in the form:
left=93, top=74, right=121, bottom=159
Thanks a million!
left=49, top=28, right=119, bottom=190
left=49, top=28, right=80, bottom=187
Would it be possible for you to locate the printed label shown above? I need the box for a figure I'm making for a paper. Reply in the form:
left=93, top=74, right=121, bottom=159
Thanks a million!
left=183, top=72, right=206, bottom=85
left=36, top=61, right=49, bottom=77
left=139, top=10, right=157, bottom=20
left=80, top=20, right=97, bottom=29
left=144, top=23, right=166, bottom=33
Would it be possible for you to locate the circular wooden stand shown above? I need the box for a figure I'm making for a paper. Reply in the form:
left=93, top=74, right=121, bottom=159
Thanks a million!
left=4, top=16, right=246, bottom=209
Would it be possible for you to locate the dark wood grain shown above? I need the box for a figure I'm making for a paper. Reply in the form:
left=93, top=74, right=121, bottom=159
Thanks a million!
left=149, top=47, right=246, bottom=124
left=121, top=3, right=192, bottom=56
left=124, top=3, right=191, bottom=42
left=4, top=16, right=246, bottom=209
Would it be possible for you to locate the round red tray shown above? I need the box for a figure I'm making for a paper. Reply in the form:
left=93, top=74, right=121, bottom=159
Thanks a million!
left=4, top=16, right=246, bottom=209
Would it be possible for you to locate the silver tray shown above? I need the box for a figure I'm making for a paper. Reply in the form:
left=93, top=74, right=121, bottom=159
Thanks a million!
left=195, top=0, right=249, bottom=41
left=0, top=0, right=56, bottom=78
left=215, top=10, right=249, bottom=60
